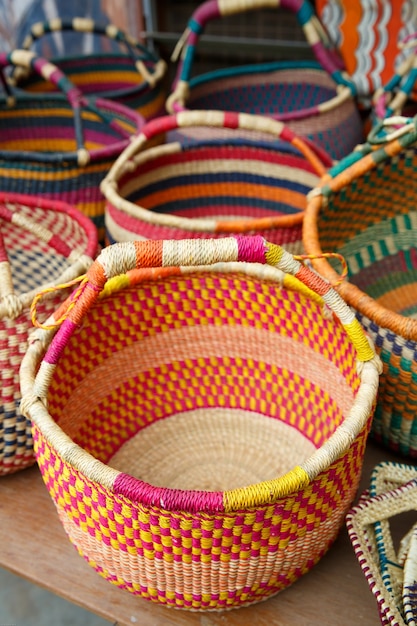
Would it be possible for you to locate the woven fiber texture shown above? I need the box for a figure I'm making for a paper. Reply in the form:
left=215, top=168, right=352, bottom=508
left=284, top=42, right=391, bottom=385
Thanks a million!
left=303, top=115, right=417, bottom=458
left=13, top=17, right=167, bottom=121
left=167, top=0, right=363, bottom=161
left=0, top=191, right=97, bottom=476
left=20, top=236, right=381, bottom=610
left=101, top=110, right=329, bottom=249
left=0, top=49, right=144, bottom=242
left=346, top=462, right=417, bottom=625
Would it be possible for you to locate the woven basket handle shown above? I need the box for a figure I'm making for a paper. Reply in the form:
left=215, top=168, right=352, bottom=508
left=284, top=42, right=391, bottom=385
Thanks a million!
left=0, top=50, right=137, bottom=162
left=167, top=0, right=354, bottom=113
left=41, top=236, right=378, bottom=368
left=0, top=195, right=96, bottom=320
left=17, top=17, right=166, bottom=89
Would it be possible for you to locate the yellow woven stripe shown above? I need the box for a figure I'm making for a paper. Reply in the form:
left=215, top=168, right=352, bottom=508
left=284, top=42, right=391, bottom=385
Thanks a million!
left=223, top=465, right=310, bottom=511
left=100, top=274, right=131, bottom=299
left=265, top=242, right=285, bottom=267
left=344, top=318, right=375, bottom=362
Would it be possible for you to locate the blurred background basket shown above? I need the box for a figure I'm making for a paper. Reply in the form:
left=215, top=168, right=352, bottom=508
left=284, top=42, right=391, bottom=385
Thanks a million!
left=166, top=0, right=363, bottom=162
left=346, top=462, right=417, bottom=626
left=0, top=49, right=144, bottom=242
left=20, top=236, right=381, bottom=611
left=101, top=110, right=330, bottom=249
left=0, top=191, right=97, bottom=476
left=303, top=115, right=417, bottom=458
left=12, top=17, right=167, bottom=121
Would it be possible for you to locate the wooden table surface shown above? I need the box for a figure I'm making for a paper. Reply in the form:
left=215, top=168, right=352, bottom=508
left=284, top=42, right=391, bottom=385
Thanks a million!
left=0, top=439, right=414, bottom=626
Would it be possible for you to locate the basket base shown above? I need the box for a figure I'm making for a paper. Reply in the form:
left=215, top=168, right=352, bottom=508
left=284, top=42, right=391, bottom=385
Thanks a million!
left=109, top=408, right=316, bottom=491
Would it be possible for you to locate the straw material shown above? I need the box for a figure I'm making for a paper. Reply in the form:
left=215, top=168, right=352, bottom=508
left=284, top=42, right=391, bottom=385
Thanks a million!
left=167, top=0, right=363, bottom=161
left=0, top=191, right=97, bottom=476
left=101, top=110, right=328, bottom=249
left=0, top=50, right=144, bottom=242
left=20, top=236, right=381, bottom=610
left=14, top=17, right=167, bottom=121
left=346, top=462, right=417, bottom=626
left=303, top=115, right=417, bottom=457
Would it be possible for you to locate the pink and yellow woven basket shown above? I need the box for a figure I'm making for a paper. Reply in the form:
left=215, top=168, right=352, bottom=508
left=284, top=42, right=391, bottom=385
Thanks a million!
left=21, top=236, right=381, bottom=610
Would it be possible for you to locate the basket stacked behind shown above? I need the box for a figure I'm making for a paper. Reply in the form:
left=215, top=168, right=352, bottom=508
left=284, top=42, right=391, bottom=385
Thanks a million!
left=14, top=17, right=167, bottom=120
left=0, top=50, right=144, bottom=242
left=102, top=110, right=328, bottom=249
left=20, top=236, right=381, bottom=610
left=303, top=117, right=417, bottom=457
left=0, top=192, right=97, bottom=476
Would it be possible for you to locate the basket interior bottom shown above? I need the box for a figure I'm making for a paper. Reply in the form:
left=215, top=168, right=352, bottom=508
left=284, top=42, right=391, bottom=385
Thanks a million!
left=108, top=408, right=316, bottom=492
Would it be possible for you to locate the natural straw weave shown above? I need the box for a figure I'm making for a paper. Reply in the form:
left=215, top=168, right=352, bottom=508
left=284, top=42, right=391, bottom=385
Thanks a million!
left=0, top=191, right=97, bottom=476
left=20, top=236, right=381, bottom=610
left=13, top=17, right=167, bottom=121
left=0, top=49, right=144, bottom=242
left=303, top=115, right=417, bottom=458
left=346, top=462, right=417, bottom=626
left=166, top=0, right=363, bottom=161
left=101, top=110, right=329, bottom=248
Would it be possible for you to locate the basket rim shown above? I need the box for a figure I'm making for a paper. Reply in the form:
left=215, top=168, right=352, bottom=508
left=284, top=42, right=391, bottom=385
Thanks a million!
left=302, top=124, right=417, bottom=341
left=21, top=238, right=381, bottom=514
left=101, top=109, right=329, bottom=234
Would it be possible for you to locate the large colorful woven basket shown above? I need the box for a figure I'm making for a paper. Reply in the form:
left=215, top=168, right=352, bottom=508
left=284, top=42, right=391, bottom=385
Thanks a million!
left=0, top=49, right=144, bottom=242
left=346, top=462, right=417, bottom=625
left=303, top=115, right=417, bottom=458
left=12, top=17, right=167, bottom=121
left=20, top=236, right=381, bottom=610
left=166, top=0, right=363, bottom=161
left=0, top=191, right=97, bottom=476
left=101, top=110, right=330, bottom=248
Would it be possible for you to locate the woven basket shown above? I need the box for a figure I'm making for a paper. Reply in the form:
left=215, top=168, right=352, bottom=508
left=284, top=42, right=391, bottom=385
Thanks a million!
left=166, top=0, right=363, bottom=161
left=0, top=191, right=97, bottom=476
left=0, top=49, right=144, bottom=242
left=20, top=236, right=381, bottom=610
left=101, top=110, right=329, bottom=249
left=12, top=17, right=167, bottom=121
left=346, top=462, right=417, bottom=626
left=303, top=115, right=417, bottom=458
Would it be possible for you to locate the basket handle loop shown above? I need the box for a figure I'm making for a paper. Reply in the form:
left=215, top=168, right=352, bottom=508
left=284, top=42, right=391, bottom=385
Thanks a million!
left=0, top=50, right=137, bottom=164
left=38, top=237, right=379, bottom=370
left=18, top=17, right=166, bottom=89
left=167, top=0, right=355, bottom=113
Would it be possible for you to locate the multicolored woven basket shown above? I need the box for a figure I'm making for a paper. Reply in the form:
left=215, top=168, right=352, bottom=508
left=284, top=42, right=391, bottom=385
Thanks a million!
left=303, top=115, right=417, bottom=458
left=20, top=236, right=381, bottom=610
left=346, top=462, right=417, bottom=626
left=0, top=191, right=97, bottom=476
left=0, top=49, right=144, bottom=242
left=101, top=110, right=329, bottom=248
left=166, top=0, right=363, bottom=161
left=12, top=17, right=167, bottom=121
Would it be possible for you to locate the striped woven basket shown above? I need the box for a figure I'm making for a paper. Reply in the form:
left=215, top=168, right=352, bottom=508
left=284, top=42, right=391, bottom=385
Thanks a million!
left=0, top=49, right=144, bottom=242
left=20, top=236, right=381, bottom=610
left=0, top=191, right=97, bottom=476
left=346, top=462, right=417, bottom=626
left=12, top=17, right=167, bottom=121
left=303, top=115, right=417, bottom=458
left=101, top=110, right=330, bottom=248
left=166, top=0, right=363, bottom=161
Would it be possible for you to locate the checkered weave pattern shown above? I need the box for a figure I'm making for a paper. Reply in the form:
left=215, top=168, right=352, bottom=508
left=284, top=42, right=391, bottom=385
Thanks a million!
left=167, top=0, right=363, bottom=161
left=303, top=116, right=417, bottom=457
left=102, top=110, right=328, bottom=247
left=15, top=18, right=167, bottom=121
left=21, top=236, right=381, bottom=610
left=0, top=191, right=97, bottom=475
left=0, top=50, right=143, bottom=242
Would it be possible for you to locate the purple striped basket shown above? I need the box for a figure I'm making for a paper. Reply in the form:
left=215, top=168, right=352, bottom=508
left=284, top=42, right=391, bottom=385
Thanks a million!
left=13, top=17, right=167, bottom=121
left=166, top=0, right=363, bottom=161
left=0, top=49, right=144, bottom=242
